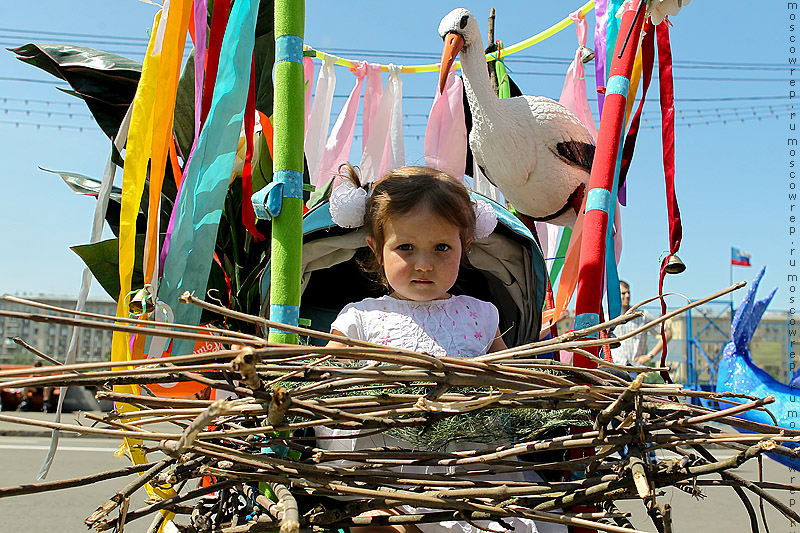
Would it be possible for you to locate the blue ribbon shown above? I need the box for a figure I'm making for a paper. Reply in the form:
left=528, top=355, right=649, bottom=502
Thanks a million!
left=252, top=182, right=284, bottom=220
left=251, top=170, right=303, bottom=220
left=270, top=303, right=299, bottom=335
left=158, top=0, right=260, bottom=356
left=574, top=313, right=600, bottom=339
left=274, top=169, right=303, bottom=198
left=606, top=75, right=630, bottom=96
left=275, top=35, right=303, bottom=64
left=586, top=188, right=612, bottom=214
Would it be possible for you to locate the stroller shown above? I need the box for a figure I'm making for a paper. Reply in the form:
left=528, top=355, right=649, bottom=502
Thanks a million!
left=259, top=192, right=547, bottom=348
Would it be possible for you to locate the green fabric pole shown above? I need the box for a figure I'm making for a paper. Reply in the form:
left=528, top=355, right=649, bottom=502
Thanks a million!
left=494, top=42, right=510, bottom=100
left=549, top=227, right=572, bottom=287
left=269, top=0, right=305, bottom=344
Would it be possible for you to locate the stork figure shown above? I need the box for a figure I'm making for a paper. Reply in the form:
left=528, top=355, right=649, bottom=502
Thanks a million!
left=438, top=8, right=595, bottom=227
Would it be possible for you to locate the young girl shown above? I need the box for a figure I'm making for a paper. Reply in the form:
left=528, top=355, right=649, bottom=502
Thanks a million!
left=327, top=164, right=507, bottom=356
left=321, top=166, right=562, bottom=533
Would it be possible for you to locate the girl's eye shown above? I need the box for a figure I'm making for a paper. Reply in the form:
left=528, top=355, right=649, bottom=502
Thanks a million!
left=397, top=244, right=413, bottom=251
left=435, top=243, right=451, bottom=252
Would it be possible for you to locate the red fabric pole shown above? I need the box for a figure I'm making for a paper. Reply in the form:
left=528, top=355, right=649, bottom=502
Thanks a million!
left=618, top=21, right=655, bottom=196
left=573, top=3, right=647, bottom=369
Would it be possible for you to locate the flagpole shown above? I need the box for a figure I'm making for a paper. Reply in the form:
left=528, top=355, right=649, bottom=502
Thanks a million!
left=729, top=251, right=733, bottom=318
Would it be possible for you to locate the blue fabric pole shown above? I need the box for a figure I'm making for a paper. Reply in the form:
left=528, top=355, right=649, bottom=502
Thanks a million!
left=158, top=0, right=260, bottom=355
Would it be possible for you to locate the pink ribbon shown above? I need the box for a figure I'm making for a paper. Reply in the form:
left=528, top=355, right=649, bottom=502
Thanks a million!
left=303, top=55, right=315, bottom=135
left=316, top=61, right=367, bottom=185
left=193, top=0, right=207, bottom=140
left=559, top=9, right=597, bottom=140
left=424, top=68, right=466, bottom=180
left=360, top=65, right=404, bottom=183
left=361, top=63, right=383, bottom=146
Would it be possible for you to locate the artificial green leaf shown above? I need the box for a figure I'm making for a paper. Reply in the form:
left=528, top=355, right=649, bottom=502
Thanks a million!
left=307, top=173, right=333, bottom=209
left=43, top=167, right=123, bottom=199
left=71, top=237, right=145, bottom=301
left=44, top=167, right=174, bottom=239
left=174, top=51, right=196, bottom=160
left=12, top=44, right=141, bottom=140
left=253, top=0, right=275, bottom=115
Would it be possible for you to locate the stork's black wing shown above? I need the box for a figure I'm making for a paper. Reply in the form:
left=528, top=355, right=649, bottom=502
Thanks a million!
left=553, top=140, right=595, bottom=173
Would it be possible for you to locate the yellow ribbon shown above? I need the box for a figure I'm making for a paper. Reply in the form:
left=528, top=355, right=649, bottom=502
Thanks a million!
left=306, top=0, right=595, bottom=74
left=111, top=2, right=192, bottom=528
left=144, top=0, right=192, bottom=285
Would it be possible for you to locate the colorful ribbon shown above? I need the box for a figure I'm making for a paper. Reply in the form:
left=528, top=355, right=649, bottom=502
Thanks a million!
left=360, top=64, right=404, bottom=183
left=657, top=20, right=682, bottom=382
left=305, top=55, right=336, bottom=186
left=242, top=56, right=265, bottom=241
left=424, top=68, right=466, bottom=180
left=158, top=0, right=261, bottom=356
left=315, top=61, right=366, bottom=185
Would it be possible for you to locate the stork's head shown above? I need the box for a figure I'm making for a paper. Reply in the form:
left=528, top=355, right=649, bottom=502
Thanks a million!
left=437, top=8, right=479, bottom=93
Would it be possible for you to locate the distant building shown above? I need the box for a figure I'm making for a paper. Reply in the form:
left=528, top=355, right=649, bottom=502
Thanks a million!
left=0, top=295, right=116, bottom=365
left=554, top=305, right=794, bottom=386
left=681, top=308, right=791, bottom=385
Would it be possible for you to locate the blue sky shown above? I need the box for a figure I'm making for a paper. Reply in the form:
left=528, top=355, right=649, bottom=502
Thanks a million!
left=0, top=0, right=790, bottom=313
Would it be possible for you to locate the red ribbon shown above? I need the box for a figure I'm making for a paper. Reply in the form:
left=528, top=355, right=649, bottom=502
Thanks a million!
left=200, top=0, right=232, bottom=128
left=242, top=56, right=265, bottom=241
left=618, top=21, right=655, bottom=204
left=656, top=21, right=682, bottom=383
left=657, top=22, right=682, bottom=256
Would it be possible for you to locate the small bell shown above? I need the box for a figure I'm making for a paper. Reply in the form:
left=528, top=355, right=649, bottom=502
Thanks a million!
left=580, top=46, right=595, bottom=64
left=664, top=254, right=686, bottom=275
left=129, top=286, right=155, bottom=316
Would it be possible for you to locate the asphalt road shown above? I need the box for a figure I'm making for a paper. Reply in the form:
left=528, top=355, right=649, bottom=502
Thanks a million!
left=0, top=435, right=153, bottom=533
left=0, top=434, right=797, bottom=532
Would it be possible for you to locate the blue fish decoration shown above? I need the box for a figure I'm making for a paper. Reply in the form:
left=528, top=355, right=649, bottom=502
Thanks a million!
left=716, top=266, right=799, bottom=468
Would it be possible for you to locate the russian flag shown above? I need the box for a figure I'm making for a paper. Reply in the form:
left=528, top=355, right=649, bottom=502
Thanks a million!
left=731, top=247, right=752, bottom=267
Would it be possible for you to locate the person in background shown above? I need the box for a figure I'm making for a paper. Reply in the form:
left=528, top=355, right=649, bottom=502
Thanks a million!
left=610, top=280, right=672, bottom=368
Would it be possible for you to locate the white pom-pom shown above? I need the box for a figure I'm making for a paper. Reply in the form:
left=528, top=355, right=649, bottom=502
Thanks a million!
left=473, top=199, right=497, bottom=239
left=330, top=180, right=367, bottom=228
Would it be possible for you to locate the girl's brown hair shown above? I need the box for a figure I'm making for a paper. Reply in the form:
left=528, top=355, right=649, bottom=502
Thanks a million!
left=338, top=164, right=476, bottom=288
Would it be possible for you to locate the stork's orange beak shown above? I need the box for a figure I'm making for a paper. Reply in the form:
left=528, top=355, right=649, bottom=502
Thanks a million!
left=438, top=32, right=464, bottom=94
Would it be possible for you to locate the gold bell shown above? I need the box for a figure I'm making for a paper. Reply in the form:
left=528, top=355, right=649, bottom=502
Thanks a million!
left=129, top=286, right=155, bottom=315
left=580, top=46, right=595, bottom=64
left=664, top=254, right=686, bottom=275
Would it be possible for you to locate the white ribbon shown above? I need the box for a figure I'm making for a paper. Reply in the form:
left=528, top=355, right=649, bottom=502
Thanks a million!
left=305, top=55, right=336, bottom=186
left=38, top=99, right=134, bottom=481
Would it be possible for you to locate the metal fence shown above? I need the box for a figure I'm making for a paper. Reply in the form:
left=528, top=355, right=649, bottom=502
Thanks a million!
left=638, top=303, right=794, bottom=390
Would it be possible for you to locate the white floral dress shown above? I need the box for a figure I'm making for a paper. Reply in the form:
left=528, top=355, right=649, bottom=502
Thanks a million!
left=330, top=294, right=499, bottom=357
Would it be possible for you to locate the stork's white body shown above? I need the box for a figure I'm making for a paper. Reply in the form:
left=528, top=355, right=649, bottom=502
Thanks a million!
left=440, top=8, right=595, bottom=227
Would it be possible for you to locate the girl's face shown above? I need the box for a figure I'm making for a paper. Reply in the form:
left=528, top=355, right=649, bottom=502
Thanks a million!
left=367, top=207, right=469, bottom=302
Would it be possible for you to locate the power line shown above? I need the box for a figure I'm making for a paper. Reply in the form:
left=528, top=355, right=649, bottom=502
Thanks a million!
left=0, top=76, right=68, bottom=86
left=1, top=28, right=792, bottom=71
left=0, top=27, right=153, bottom=42
left=0, top=96, right=80, bottom=107
left=1, top=106, right=92, bottom=119
left=0, top=119, right=86, bottom=131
